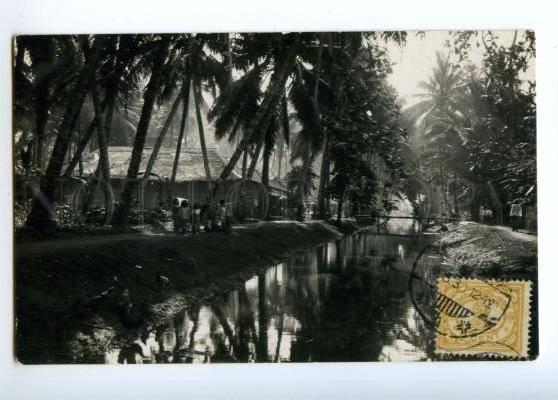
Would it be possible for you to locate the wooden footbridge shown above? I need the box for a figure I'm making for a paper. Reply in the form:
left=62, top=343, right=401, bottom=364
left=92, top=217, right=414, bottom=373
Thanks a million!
left=353, top=214, right=458, bottom=234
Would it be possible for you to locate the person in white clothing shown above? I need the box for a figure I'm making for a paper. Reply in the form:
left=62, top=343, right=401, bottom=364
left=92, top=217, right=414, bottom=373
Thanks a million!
left=509, top=203, right=523, bottom=231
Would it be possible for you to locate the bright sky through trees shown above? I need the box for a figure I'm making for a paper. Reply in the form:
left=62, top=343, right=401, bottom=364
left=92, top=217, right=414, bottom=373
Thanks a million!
left=385, top=30, right=535, bottom=107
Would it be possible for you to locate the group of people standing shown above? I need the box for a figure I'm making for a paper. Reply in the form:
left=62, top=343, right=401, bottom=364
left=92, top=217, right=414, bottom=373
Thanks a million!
left=171, top=197, right=231, bottom=234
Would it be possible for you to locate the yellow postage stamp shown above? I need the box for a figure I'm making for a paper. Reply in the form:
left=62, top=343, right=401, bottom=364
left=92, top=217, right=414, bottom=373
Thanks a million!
left=435, top=278, right=531, bottom=358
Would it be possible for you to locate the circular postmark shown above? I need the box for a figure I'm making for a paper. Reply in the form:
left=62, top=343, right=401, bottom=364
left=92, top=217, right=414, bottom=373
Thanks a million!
left=408, top=244, right=512, bottom=338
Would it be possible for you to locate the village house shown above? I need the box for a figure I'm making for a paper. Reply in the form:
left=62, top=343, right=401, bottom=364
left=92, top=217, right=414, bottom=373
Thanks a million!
left=71, top=145, right=286, bottom=220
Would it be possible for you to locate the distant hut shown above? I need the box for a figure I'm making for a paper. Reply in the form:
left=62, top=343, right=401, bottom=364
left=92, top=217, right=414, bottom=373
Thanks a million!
left=69, top=146, right=281, bottom=220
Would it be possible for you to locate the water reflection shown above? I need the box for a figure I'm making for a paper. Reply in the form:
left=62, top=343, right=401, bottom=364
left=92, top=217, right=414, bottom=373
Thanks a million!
left=109, top=230, right=436, bottom=363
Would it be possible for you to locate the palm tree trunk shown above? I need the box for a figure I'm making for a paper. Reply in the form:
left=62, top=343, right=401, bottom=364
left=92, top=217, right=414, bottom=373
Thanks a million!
left=211, top=305, right=239, bottom=359
left=313, top=39, right=323, bottom=101
left=172, top=311, right=187, bottom=356
left=144, top=92, right=182, bottom=178
left=81, top=35, right=124, bottom=183
left=277, top=144, right=283, bottom=180
left=261, top=149, right=270, bottom=186
left=246, top=140, right=263, bottom=180
left=313, top=39, right=329, bottom=218
left=194, top=81, right=211, bottom=180
left=64, top=116, right=96, bottom=177
left=241, top=149, right=248, bottom=178
left=274, top=313, right=284, bottom=362
left=236, top=287, right=253, bottom=362
left=26, top=38, right=104, bottom=230
left=337, top=193, right=344, bottom=222
left=186, top=305, right=201, bottom=362
left=113, top=38, right=170, bottom=226
left=80, top=41, right=123, bottom=215
left=170, top=79, right=191, bottom=188
left=256, top=271, right=268, bottom=362
left=91, top=86, right=116, bottom=223
left=247, top=84, right=293, bottom=180
left=225, top=33, right=234, bottom=86
left=261, top=131, right=273, bottom=187
left=82, top=167, right=101, bottom=213
left=14, top=39, right=33, bottom=173
left=28, top=39, right=56, bottom=171
left=78, top=152, right=83, bottom=176
left=278, top=91, right=290, bottom=181
left=220, top=137, right=247, bottom=180
left=65, top=69, right=126, bottom=178
left=34, top=81, right=49, bottom=170
left=81, top=96, right=118, bottom=214
left=317, top=131, right=330, bottom=218
left=453, top=178, right=459, bottom=216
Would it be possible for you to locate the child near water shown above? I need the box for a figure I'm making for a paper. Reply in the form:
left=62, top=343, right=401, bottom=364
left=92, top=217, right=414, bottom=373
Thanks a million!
left=192, top=203, right=201, bottom=234
left=172, top=198, right=181, bottom=233
left=178, top=199, right=191, bottom=234
left=510, top=202, right=523, bottom=232
left=218, top=199, right=231, bottom=233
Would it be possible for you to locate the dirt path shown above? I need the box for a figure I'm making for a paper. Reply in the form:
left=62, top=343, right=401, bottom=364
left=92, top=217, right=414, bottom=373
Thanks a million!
left=492, top=225, right=537, bottom=243
left=437, top=221, right=537, bottom=280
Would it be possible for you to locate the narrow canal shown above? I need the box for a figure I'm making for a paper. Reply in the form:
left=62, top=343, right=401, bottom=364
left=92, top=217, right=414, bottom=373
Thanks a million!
left=107, top=219, right=441, bottom=363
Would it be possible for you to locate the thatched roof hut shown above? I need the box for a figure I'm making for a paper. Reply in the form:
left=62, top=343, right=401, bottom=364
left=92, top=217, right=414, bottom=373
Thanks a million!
left=72, top=146, right=286, bottom=215
left=79, top=146, right=242, bottom=181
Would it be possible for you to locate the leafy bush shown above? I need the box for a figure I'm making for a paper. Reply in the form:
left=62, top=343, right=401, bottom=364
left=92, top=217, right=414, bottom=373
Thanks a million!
left=85, top=206, right=172, bottom=225
left=54, top=203, right=84, bottom=228
left=15, top=201, right=83, bottom=228
left=14, top=200, right=32, bottom=228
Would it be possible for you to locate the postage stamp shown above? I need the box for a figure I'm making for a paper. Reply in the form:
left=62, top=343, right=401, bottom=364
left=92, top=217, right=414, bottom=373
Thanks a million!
left=435, top=278, right=531, bottom=358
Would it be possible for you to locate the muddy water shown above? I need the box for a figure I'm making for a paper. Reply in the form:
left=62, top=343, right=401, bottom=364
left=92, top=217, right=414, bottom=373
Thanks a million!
left=107, top=220, right=440, bottom=363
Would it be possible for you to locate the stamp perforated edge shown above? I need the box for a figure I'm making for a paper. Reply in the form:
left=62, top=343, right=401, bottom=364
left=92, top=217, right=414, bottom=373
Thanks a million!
left=434, top=278, right=532, bottom=360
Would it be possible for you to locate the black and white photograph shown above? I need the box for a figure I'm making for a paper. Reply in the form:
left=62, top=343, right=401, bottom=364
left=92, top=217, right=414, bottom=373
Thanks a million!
left=12, top=30, right=538, bottom=364
left=4, top=1, right=558, bottom=398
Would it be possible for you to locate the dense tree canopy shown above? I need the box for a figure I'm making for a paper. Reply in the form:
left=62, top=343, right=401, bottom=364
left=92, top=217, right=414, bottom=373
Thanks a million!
left=405, top=31, right=536, bottom=220
left=13, top=31, right=534, bottom=229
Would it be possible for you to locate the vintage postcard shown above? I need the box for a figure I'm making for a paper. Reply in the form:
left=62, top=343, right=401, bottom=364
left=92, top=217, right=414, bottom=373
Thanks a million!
left=12, top=30, right=537, bottom=364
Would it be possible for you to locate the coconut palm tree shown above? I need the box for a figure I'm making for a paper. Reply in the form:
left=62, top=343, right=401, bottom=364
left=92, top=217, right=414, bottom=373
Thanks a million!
left=190, top=34, right=229, bottom=183
left=404, top=52, right=469, bottom=214
left=25, top=37, right=55, bottom=171
left=169, top=86, right=192, bottom=188
left=113, top=35, right=174, bottom=226
left=210, top=33, right=302, bottom=184
left=287, top=32, right=365, bottom=216
left=410, top=52, right=465, bottom=124
left=13, top=36, right=85, bottom=175
left=26, top=36, right=106, bottom=230
left=64, top=35, right=149, bottom=178
left=80, top=35, right=146, bottom=222
left=209, top=55, right=268, bottom=180
left=90, top=82, right=115, bottom=222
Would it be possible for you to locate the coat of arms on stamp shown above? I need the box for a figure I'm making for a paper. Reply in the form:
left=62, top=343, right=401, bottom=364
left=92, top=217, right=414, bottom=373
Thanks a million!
left=435, top=278, right=531, bottom=358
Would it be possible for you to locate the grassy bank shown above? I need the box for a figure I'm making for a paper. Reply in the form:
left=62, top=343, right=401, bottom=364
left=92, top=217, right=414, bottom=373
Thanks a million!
left=435, top=222, right=537, bottom=281
left=15, top=221, right=343, bottom=363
